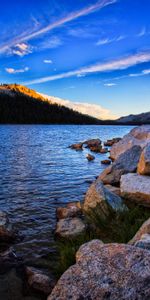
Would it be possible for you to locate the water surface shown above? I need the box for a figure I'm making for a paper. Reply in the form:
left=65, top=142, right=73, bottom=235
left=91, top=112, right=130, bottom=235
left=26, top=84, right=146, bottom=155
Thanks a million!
left=0, top=125, right=133, bottom=263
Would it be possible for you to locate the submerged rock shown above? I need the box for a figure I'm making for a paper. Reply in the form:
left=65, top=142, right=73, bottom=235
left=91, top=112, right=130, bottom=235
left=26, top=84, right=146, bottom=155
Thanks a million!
left=110, top=125, right=150, bottom=160
left=138, top=143, right=150, bottom=175
left=26, top=266, right=55, bottom=295
left=0, top=211, right=15, bottom=241
left=101, top=159, right=111, bottom=165
left=55, top=217, right=86, bottom=238
left=70, top=143, right=83, bottom=150
left=121, top=173, right=150, bottom=206
left=100, top=145, right=142, bottom=186
left=48, top=241, right=150, bottom=300
left=83, top=179, right=126, bottom=216
left=86, top=153, right=95, bottom=161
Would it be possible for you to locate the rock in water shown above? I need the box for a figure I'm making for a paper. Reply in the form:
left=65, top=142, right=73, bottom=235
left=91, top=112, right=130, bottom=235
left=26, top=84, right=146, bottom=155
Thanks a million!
left=70, top=143, right=83, bottom=150
left=100, top=145, right=142, bottom=186
left=48, top=240, right=150, bottom=300
left=83, top=179, right=126, bottom=216
left=84, top=139, right=101, bottom=148
left=110, top=125, right=150, bottom=160
left=86, top=153, right=95, bottom=161
left=121, top=173, right=150, bottom=206
left=55, top=217, right=86, bottom=238
left=0, top=211, right=14, bottom=241
left=26, top=266, right=55, bottom=295
left=138, top=143, right=150, bottom=175
left=56, top=203, right=82, bottom=220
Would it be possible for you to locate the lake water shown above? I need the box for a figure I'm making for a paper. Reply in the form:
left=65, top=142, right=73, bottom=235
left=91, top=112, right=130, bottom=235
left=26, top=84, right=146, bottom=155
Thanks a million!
left=0, top=125, right=133, bottom=264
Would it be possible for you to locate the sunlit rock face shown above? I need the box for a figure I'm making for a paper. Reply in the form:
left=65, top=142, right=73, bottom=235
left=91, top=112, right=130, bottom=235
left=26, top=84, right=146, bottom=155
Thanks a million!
left=138, top=143, right=150, bottom=175
left=110, top=125, right=150, bottom=161
left=48, top=241, right=150, bottom=300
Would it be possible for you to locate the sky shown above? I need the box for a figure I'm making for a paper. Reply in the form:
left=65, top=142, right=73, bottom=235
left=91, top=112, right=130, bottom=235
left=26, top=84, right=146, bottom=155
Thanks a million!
left=0, top=0, right=150, bottom=119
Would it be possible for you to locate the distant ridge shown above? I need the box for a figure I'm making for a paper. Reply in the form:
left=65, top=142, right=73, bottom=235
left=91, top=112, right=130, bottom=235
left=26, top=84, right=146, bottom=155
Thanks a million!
left=117, top=111, right=150, bottom=125
left=0, top=84, right=113, bottom=124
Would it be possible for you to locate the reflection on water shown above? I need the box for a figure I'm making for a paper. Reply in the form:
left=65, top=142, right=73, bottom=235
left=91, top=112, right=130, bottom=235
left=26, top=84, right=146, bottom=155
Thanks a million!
left=0, top=125, right=133, bottom=262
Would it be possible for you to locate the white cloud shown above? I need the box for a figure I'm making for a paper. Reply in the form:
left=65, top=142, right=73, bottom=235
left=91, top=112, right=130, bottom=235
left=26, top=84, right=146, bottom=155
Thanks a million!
left=8, top=43, right=33, bottom=57
left=43, top=59, right=53, bottom=64
left=104, top=83, right=116, bottom=86
left=23, top=51, right=150, bottom=85
left=142, top=69, right=150, bottom=75
left=137, top=27, right=146, bottom=37
left=96, top=35, right=125, bottom=46
left=40, top=36, right=62, bottom=49
left=5, top=67, right=29, bottom=74
left=0, top=0, right=117, bottom=55
left=39, top=93, right=117, bottom=120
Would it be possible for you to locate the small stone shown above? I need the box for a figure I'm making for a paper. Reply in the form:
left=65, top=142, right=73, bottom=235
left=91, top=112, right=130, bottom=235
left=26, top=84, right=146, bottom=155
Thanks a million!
left=70, top=143, right=83, bottom=150
left=55, top=217, right=86, bottom=238
left=101, top=159, right=111, bottom=165
left=86, top=154, right=95, bottom=161
left=56, top=203, right=82, bottom=220
left=26, top=266, right=55, bottom=295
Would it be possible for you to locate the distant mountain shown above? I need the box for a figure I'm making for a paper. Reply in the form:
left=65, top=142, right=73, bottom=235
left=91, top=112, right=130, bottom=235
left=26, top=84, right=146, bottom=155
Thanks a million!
left=0, top=84, right=114, bottom=125
left=117, top=112, right=150, bottom=125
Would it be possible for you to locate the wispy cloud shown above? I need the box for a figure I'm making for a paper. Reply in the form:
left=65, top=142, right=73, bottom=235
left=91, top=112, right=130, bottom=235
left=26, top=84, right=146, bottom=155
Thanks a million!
left=40, top=36, right=62, bottom=50
left=5, top=67, right=29, bottom=74
left=96, top=35, right=125, bottom=45
left=137, top=27, right=146, bottom=37
left=105, top=68, right=150, bottom=82
left=43, top=59, right=53, bottom=64
left=40, top=93, right=117, bottom=120
left=23, top=52, right=150, bottom=85
left=104, top=83, right=116, bottom=86
left=10, top=43, right=33, bottom=57
left=0, top=0, right=117, bottom=55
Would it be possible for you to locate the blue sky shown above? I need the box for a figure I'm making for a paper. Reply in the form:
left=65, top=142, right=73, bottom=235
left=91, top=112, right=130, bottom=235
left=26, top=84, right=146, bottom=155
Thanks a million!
left=0, top=0, right=150, bottom=118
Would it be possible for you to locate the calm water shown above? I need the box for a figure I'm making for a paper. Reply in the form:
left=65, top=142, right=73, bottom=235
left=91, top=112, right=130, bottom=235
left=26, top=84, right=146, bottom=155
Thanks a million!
left=0, top=125, right=133, bottom=264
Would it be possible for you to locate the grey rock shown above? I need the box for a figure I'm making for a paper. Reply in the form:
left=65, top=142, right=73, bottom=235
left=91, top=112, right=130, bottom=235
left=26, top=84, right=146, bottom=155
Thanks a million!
left=48, top=241, right=150, bottom=300
left=55, top=217, right=86, bottom=238
left=121, top=173, right=150, bottom=206
left=138, top=143, right=150, bottom=175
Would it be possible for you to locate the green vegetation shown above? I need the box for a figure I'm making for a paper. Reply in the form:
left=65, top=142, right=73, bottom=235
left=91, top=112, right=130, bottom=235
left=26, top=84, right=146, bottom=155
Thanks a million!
left=0, top=84, right=113, bottom=124
left=54, top=204, right=150, bottom=278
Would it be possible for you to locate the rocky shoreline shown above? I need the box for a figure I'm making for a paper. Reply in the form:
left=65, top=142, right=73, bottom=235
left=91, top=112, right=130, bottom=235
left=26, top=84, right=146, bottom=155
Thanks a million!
left=50, top=125, right=150, bottom=299
left=1, top=125, right=150, bottom=299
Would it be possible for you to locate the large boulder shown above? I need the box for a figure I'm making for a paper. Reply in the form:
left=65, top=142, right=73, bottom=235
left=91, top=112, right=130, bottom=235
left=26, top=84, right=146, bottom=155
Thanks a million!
left=134, top=234, right=150, bottom=251
left=121, top=173, right=150, bottom=206
left=110, top=125, right=150, bottom=160
left=99, top=145, right=142, bottom=186
left=0, top=211, right=14, bottom=241
left=138, top=143, right=150, bottom=175
left=55, top=217, right=86, bottom=238
left=129, top=218, right=150, bottom=245
left=48, top=240, right=150, bottom=300
left=83, top=179, right=126, bottom=216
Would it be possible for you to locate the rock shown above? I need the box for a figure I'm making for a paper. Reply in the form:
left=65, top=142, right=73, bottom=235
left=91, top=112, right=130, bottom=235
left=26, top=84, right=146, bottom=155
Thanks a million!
left=84, top=139, right=101, bottom=148
left=129, top=218, right=150, bottom=245
left=48, top=241, right=150, bottom=300
left=104, top=137, right=121, bottom=147
left=100, top=145, right=142, bottom=186
left=86, top=154, right=95, bottom=161
left=89, top=145, right=102, bottom=153
left=83, top=179, right=126, bottom=216
left=0, top=211, right=14, bottom=241
left=110, top=125, right=150, bottom=160
left=101, top=159, right=111, bottom=165
left=138, top=143, right=150, bottom=175
left=56, top=203, right=82, bottom=220
left=121, top=173, right=150, bottom=206
left=55, top=217, right=86, bottom=238
left=26, top=266, right=55, bottom=295
left=104, top=184, right=121, bottom=196
left=70, top=143, right=83, bottom=150
left=99, top=148, right=108, bottom=154
left=134, top=234, right=150, bottom=250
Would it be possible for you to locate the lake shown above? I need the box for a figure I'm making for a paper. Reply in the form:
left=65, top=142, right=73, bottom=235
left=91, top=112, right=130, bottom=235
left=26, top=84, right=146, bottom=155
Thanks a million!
left=0, top=125, right=133, bottom=264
